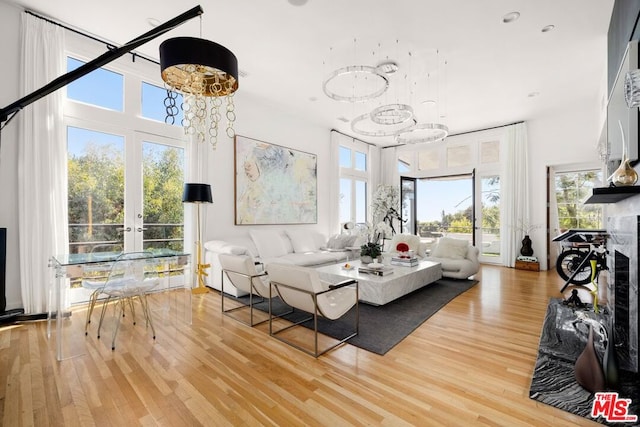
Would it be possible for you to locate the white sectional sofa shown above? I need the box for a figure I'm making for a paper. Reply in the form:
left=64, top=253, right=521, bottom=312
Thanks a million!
left=204, top=229, right=355, bottom=296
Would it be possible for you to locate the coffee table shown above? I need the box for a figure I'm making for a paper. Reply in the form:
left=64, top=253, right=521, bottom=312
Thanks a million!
left=315, top=259, right=442, bottom=306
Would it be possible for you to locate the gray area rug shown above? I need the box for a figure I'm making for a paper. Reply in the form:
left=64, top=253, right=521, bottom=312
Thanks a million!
left=235, top=278, right=478, bottom=355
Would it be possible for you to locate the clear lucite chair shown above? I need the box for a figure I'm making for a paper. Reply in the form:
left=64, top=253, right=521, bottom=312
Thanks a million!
left=96, top=252, right=161, bottom=350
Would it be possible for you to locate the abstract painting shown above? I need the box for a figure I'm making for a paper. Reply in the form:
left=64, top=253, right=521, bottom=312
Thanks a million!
left=234, top=135, right=317, bottom=225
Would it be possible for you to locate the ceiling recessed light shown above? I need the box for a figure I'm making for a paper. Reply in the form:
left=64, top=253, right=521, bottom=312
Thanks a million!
left=502, top=11, right=520, bottom=24
left=541, top=25, right=555, bottom=33
left=421, top=99, right=437, bottom=106
left=146, top=18, right=160, bottom=27
left=528, top=91, right=540, bottom=98
left=288, top=0, right=308, bottom=6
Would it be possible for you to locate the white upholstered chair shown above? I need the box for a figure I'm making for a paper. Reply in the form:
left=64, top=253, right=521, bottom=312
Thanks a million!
left=219, top=253, right=285, bottom=326
left=266, top=263, right=359, bottom=357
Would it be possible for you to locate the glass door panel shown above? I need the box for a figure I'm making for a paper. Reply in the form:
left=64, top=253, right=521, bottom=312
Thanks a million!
left=400, top=177, right=416, bottom=234
left=478, top=175, right=501, bottom=264
left=141, top=140, right=185, bottom=251
left=67, top=126, right=126, bottom=255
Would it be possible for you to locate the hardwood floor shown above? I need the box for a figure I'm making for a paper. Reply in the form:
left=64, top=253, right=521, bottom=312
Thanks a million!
left=0, top=265, right=601, bottom=426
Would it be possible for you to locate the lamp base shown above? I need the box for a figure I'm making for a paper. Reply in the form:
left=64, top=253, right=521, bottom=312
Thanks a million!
left=191, top=286, right=210, bottom=295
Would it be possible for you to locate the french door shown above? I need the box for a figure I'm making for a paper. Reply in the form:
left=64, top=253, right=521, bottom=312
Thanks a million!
left=67, top=124, right=185, bottom=254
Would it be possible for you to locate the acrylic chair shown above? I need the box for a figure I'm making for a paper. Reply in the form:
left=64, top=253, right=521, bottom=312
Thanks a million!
left=219, top=254, right=292, bottom=326
left=81, top=244, right=124, bottom=336
left=266, top=263, right=359, bottom=357
left=96, top=252, right=161, bottom=350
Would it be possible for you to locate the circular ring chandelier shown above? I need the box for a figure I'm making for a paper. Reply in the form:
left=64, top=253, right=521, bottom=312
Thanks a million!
left=396, top=123, right=449, bottom=144
left=370, top=104, right=414, bottom=125
left=322, top=65, right=389, bottom=102
left=351, top=113, right=416, bottom=137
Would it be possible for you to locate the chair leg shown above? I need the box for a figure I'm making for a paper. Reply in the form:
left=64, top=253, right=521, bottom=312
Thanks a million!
left=139, top=294, right=156, bottom=340
left=84, top=290, right=100, bottom=336
left=111, top=297, right=124, bottom=350
left=97, top=295, right=114, bottom=339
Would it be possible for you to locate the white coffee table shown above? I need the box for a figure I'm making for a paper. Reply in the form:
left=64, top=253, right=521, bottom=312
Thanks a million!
left=315, top=259, right=442, bottom=306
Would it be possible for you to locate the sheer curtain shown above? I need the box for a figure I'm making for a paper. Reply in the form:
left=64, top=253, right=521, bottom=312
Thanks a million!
left=500, top=122, right=529, bottom=267
left=18, top=14, right=68, bottom=314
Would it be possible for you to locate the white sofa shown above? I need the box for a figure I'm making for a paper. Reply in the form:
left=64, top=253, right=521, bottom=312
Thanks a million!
left=388, top=234, right=480, bottom=279
left=204, top=229, right=355, bottom=296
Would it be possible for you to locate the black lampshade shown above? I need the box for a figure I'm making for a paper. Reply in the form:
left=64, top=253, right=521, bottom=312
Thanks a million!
left=159, top=37, right=239, bottom=97
left=182, top=183, right=213, bottom=203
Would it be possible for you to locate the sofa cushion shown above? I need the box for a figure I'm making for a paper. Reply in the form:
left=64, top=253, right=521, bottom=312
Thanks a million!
left=431, top=237, right=469, bottom=260
left=250, top=229, right=290, bottom=258
left=286, top=229, right=321, bottom=253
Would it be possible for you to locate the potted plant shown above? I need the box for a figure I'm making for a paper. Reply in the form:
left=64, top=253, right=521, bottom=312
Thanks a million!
left=359, top=221, right=391, bottom=263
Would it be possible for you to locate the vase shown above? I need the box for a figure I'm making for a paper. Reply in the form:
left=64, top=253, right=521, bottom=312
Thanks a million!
left=361, top=255, right=373, bottom=264
left=574, top=325, right=605, bottom=393
left=520, top=235, right=534, bottom=256
left=611, top=119, right=638, bottom=187
left=610, top=157, right=638, bottom=186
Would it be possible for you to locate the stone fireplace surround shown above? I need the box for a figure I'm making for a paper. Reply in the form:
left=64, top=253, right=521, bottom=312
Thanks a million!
left=606, top=199, right=639, bottom=374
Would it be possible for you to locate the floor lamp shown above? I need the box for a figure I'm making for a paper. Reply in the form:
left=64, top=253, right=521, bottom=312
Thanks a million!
left=183, top=183, right=213, bottom=294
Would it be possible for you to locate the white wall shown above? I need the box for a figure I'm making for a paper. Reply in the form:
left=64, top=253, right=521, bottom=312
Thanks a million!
left=200, top=91, right=333, bottom=242
left=528, top=101, right=602, bottom=270
left=0, top=2, right=23, bottom=310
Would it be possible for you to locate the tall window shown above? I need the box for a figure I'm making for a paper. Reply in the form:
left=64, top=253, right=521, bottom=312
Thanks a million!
left=64, top=34, right=185, bottom=256
left=555, top=170, right=603, bottom=230
left=339, top=144, right=368, bottom=224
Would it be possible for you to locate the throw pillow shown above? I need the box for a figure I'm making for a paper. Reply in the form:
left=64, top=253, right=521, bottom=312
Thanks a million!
left=249, top=230, right=290, bottom=258
left=326, top=234, right=357, bottom=250
left=431, top=237, right=469, bottom=260
left=286, top=229, right=320, bottom=253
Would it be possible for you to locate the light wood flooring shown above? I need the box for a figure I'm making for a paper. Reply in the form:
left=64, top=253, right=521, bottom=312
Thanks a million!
left=0, top=265, right=602, bottom=426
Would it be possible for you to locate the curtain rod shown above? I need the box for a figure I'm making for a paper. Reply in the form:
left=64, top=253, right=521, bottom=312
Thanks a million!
left=24, top=9, right=160, bottom=66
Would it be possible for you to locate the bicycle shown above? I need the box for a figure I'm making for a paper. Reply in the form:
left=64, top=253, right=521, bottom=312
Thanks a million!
left=557, top=243, right=608, bottom=291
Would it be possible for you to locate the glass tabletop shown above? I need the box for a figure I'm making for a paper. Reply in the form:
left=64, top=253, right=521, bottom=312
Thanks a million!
left=51, top=249, right=189, bottom=266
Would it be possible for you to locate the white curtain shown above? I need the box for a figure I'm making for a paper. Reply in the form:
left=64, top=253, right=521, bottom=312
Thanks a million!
left=328, top=131, right=341, bottom=233
left=18, top=14, right=68, bottom=314
left=500, top=122, right=529, bottom=267
left=547, top=165, right=562, bottom=266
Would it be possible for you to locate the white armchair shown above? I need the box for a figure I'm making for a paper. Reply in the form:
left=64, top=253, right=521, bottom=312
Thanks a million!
left=266, top=263, right=359, bottom=357
left=427, top=237, right=480, bottom=279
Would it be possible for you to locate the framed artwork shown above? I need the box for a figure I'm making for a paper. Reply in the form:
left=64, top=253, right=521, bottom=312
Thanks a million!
left=234, top=135, right=317, bottom=225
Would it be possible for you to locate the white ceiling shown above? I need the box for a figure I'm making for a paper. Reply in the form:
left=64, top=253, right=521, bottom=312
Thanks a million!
left=7, top=0, right=614, bottom=146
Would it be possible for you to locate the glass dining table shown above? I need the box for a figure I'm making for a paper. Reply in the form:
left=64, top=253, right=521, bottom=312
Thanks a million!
left=48, top=249, right=191, bottom=361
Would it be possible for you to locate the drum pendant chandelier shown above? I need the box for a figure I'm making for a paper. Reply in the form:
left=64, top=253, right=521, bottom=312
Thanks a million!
left=160, top=36, right=239, bottom=149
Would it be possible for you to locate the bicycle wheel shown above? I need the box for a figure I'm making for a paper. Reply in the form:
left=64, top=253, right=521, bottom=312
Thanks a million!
left=556, top=249, right=593, bottom=285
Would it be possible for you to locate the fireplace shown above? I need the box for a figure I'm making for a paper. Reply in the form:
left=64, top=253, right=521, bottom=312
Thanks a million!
left=607, top=215, right=639, bottom=373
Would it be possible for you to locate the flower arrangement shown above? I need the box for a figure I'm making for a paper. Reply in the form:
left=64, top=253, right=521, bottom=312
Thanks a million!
left=371, top=184, right=402, bottom=234
left=359, top=221, right=392, bottom=259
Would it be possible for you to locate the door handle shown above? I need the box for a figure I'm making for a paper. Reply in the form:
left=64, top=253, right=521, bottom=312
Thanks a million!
left=117, top=227, right=132, bottom=232
left=137, top=227, right=148, bottom=232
